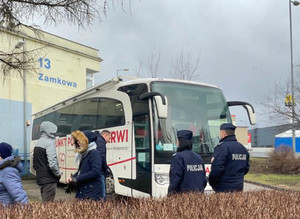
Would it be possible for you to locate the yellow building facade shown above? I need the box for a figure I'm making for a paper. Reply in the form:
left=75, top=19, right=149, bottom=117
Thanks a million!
left=0, top=26, right=101, bottom=167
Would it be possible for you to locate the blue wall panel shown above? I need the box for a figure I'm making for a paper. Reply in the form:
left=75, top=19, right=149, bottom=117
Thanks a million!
left=0, top=98, right=32, bottom=158
left=274, top=137, right=300, bottom=152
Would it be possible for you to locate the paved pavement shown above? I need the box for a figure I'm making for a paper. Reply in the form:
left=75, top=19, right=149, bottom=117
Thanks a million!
left=22, top=179, right=75, bottom=202
left=22, top=179, right=270, bottom=202
left=244, top=181, right=271, bottom=192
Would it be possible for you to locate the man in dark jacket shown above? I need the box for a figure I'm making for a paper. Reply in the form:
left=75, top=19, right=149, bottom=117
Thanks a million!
left=209, top=123, right=250, bottom=193
left=33, top=121, right=61, bottom=202
left=168, top=130, right=207, bottom=195
left=94, top=130, right=111, bottom=201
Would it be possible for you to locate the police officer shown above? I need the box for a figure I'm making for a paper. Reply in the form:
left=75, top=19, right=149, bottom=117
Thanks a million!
left=168, top=130, right=207, bottom=195
left=209, top=123, right=250, bottom=193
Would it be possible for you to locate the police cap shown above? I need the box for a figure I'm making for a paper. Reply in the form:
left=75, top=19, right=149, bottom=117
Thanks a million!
left=177, top=130, right=193, bottom=140
left=220, top=123, right=236, bottom=131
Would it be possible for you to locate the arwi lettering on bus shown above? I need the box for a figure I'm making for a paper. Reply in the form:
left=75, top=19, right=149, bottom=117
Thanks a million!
left=110, top=129, right=128, bottom=143
left=55, top=129, right=129, bottom=147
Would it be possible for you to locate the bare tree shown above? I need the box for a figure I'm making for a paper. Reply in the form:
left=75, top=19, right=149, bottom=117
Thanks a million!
left=0, top=0, right=108, bottom=29
left=0, top=0, right=129, bottom=78
left=0, top=46, right=37, bottom=80
left=147, top=50, right=161, bottom=78
left=137, top=49, right=162, bottom=78
left=137, top=48, right=202, bottom=80
left=169, top=48, right=201, bottom=81
left=263, top=68, right=300, bottom=126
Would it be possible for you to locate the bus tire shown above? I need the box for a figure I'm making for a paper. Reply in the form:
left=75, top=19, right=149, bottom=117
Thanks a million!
left=106, top=174, right=115, bottom=195
left=105, top=173, right=120, bottom=200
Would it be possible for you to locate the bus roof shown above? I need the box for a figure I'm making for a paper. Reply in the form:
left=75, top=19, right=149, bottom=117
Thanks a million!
left=119, top=77, right=220, bottom=88
left=32, top=76, right=221, bottom=116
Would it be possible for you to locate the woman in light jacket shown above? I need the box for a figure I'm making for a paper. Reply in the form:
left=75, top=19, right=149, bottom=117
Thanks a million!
left=0, top=142, right=28, bottom=206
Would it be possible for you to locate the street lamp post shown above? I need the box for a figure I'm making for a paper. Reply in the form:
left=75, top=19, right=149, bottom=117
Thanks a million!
left=15, top=38, right=28, bottom=174
left=289, top=0, right=299, bottom=154
left=116, top=68, right=129, bottom=77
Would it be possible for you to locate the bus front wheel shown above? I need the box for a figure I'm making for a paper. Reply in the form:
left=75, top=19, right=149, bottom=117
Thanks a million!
left=106, top=174, right=115, bottom=195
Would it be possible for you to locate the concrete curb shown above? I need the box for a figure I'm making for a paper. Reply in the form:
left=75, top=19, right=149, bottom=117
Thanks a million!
left=245, top=180, right=289, bottom=191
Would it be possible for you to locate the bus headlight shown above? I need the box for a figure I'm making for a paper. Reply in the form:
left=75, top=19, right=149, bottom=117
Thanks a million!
left=155, top=173, right=169, bottom=185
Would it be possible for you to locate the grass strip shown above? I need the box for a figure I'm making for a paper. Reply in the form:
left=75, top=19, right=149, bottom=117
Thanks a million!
left=245, top=173, right=300, bottom=191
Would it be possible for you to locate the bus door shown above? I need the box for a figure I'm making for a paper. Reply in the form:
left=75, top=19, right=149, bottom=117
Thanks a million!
left=132, top=113, right=151, bottom=197
left=94, top=90, right=133, bottom=197
left=118, top=83, right=151, bottom=197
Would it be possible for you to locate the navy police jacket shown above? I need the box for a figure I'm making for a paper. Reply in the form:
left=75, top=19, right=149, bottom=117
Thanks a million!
left=168, top=149, right=207, bottom=194
left=94, top=132, right=109, bottom=176
left=73, top=149, right=102, bottom=201
left=209, top=135, right=250, bottom=192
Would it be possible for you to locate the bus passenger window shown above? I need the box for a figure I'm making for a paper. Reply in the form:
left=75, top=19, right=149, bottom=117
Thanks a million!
left=97, top=99, right=125, bottom=128
left=56, top=105, right=74, bottom=136
left=73, top=98, right=98, bottom=131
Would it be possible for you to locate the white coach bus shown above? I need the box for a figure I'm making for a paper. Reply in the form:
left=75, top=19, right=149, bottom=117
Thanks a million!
left=30, top=77, right=256, bottom=198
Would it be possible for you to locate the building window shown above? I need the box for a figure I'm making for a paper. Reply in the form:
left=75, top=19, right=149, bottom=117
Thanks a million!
left=86, top=72, right=94, bottom=88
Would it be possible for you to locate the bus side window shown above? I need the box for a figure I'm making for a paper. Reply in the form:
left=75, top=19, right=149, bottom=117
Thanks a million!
left=97, top=98, right=125, bottom=128
left=73, top=98, right=98, bottom=131
left=78, top=115, right=97, bottom=130
left=56, top=105, right=74, bottom=136
left=32, top=112, right=58, bottom=140
left=32, top=117, right=43, bottom=140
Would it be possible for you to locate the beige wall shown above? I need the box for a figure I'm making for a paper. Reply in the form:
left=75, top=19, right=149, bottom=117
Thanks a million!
left=235, top=126, right=248, bottom=145
left=231, top=115, right=249, bottom=145
left=0, top=26, right=101, bottom=114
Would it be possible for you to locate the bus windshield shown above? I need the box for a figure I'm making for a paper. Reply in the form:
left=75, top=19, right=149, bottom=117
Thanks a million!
left=151, top=81, right=231, bottom=164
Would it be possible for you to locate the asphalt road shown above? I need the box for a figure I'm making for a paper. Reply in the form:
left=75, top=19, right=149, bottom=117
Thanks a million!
left=249, top=147, right=274, bottom=158
left=22, top=179, right=270, bottom=202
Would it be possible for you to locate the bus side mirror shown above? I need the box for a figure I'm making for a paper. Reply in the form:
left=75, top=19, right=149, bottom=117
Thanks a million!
left=243, top=104, right=256, bottom=125
left=154, top=96, right=168, bottom=119
left=227, top=101, right=256, bottom=125
left=139, top=92, right=168, bottom=119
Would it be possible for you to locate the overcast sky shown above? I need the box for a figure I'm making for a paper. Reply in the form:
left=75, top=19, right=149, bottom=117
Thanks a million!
left=42, top=0, right=300, bottom=128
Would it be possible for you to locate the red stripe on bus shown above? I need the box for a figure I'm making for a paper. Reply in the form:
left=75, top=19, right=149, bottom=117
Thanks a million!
left=59, top=167, right=77, bottom=171
left=108, top=157, right=136, bottom=166
left=58, top=157, right=136, bottom=170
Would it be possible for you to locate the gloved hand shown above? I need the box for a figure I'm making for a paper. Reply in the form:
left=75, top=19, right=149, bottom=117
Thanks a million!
left=65, top=183, right=72, bottom=194
left=65, top=181, right=77, bottom=194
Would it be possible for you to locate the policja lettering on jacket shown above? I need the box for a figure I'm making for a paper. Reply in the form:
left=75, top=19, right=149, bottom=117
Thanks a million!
left=232, top=154, right=247, bottom=160
left=168, top=130, right=207, bottom=195
left=187, top=164, right=204, bottom=171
